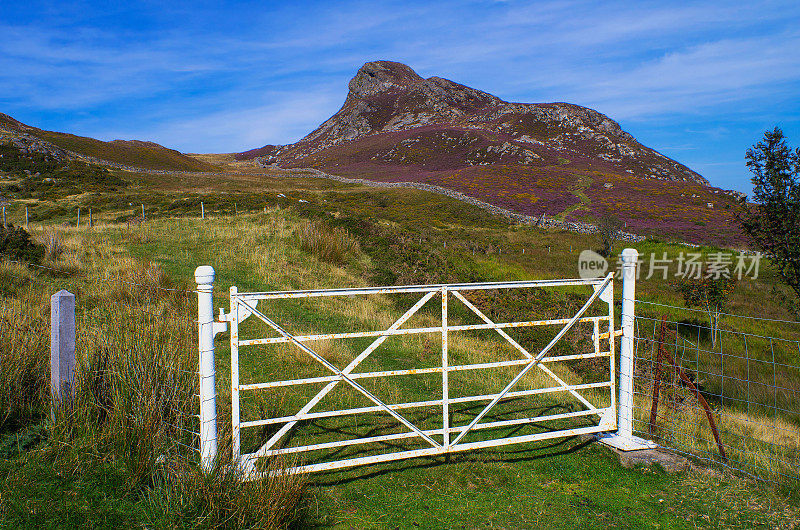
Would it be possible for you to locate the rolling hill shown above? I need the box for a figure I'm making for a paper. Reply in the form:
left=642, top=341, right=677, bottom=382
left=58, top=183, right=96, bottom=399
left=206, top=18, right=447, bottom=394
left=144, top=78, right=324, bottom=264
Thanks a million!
left=0, top=113, right=218, bottom=172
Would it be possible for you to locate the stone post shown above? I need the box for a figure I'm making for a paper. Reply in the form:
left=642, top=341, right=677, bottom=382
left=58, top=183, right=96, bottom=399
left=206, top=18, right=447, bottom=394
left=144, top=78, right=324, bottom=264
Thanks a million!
left=51, top=290, right=76, bottom=420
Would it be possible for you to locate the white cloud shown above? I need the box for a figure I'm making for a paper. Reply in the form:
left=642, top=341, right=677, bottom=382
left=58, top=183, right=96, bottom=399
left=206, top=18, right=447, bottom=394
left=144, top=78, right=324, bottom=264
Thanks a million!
left=95, top=89, right=343, bottom=153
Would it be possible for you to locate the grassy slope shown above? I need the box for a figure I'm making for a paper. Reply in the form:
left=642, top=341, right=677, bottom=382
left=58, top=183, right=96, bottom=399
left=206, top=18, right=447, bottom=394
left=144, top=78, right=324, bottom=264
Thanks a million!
left=3, top=167, right=800, bottom=527
left=27, top=129, right=218, bottom=172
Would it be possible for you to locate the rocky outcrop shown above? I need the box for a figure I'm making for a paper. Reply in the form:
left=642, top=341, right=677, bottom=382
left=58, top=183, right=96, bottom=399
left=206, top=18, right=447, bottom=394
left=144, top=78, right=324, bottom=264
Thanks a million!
left=0, top=131, right=70, bottom=161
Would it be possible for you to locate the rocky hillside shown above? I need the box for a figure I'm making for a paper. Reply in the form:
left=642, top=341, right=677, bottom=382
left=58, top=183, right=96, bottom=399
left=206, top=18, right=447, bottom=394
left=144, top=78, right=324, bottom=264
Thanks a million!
left=0, top=113, right=218, bottom=173
left=238, top=61, right=745, bottom=245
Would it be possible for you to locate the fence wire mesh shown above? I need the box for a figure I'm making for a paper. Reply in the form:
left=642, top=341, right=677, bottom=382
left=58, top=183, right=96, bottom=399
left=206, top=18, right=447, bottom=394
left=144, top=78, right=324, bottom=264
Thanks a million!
left=629, top=301, right=800, bottom=484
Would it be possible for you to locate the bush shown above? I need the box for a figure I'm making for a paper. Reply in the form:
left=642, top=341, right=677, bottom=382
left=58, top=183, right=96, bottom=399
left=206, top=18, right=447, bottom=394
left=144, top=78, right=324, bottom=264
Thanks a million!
left=0, top=223, right=44, bottom=264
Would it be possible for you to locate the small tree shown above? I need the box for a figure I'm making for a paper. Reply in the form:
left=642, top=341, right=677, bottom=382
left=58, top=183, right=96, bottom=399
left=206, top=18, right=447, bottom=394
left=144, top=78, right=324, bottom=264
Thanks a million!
left=737, top=127, right=800, bottom=310
left=596, top=214, right=623, bottom=257
left=675, top=275, right=736, bottom=349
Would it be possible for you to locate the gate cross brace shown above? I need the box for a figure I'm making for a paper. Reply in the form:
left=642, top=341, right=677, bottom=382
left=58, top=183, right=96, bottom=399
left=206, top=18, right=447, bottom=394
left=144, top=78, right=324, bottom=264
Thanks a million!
left=450, top=290, right=597, bottom=412
left=241, top=291, right=440, bottom=461
left=450, top=273, right=613, bottom=447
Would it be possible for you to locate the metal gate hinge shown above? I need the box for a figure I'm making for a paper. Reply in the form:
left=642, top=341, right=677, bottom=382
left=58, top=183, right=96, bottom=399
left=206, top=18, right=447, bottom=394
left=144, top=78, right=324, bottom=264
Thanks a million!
left=213, top=308, right=229, bottom=337
left=212, top=320, right=228, bottom=337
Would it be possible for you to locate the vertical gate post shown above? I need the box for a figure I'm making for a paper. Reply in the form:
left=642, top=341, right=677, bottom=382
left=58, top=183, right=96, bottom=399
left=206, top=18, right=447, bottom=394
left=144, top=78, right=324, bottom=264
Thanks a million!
left=230, top=286, right=240, bottom=461
left=195, top=266, right=218, bottom=471
left=441, top=286, right=449, bottom=449
left=618, top=248, right=637, bottom=441
left=599, top=248, right=656, bottom=451
left=51, top=290, right=76, bottom=421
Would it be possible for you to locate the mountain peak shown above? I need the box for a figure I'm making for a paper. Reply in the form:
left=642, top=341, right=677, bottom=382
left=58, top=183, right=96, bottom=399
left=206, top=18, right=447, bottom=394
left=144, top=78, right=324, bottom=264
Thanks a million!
left=348, top=61, right=424, bottom=98
left=237, top=60, right=709, bottom=194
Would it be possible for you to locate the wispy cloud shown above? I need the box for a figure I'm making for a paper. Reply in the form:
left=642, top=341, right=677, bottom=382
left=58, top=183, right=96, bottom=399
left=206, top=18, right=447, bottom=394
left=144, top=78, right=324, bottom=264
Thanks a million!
left=1, top=0, right=799, bottom=192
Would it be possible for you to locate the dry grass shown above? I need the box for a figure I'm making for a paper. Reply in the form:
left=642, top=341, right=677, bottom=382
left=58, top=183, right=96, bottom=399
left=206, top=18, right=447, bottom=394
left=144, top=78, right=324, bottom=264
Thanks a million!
left=634, top=375, right=800, bottom=482
left=0, top=291, right=49, bottom=430
left=295, top=219, right=359, bottom=265
left=34, top=228, right=65, bottom=262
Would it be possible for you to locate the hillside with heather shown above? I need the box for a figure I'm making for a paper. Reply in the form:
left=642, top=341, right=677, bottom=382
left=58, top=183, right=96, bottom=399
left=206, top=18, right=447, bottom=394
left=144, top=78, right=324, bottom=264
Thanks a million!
left=237, top=61, right=745, bottom=245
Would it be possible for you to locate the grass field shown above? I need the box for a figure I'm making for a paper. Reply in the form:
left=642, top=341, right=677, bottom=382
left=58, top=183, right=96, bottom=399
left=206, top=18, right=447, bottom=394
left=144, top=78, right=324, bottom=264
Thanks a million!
left=2, top=165, right=800, bottom=527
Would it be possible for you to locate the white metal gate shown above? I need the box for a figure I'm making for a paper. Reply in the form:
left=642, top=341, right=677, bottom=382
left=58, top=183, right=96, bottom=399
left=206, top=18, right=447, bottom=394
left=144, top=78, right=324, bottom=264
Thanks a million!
left=221, top=273, right=618, bottom=478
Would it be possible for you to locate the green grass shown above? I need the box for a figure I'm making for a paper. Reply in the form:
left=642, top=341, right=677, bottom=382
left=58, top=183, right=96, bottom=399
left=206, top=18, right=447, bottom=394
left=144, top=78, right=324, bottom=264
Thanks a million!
left=31, top=130, right=219, bottom=172
left=3, top=166, right=800, bottom=527
left=309, top=439, right=800, bottom=529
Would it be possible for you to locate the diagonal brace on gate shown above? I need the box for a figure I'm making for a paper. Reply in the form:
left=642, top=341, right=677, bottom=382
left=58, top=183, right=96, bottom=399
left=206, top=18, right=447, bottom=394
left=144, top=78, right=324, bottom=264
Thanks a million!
left=450, top=290, right=599, bottom=412
left=240, top=291, right=440, bottom=461
left=450, top=273, right=613, bottom=447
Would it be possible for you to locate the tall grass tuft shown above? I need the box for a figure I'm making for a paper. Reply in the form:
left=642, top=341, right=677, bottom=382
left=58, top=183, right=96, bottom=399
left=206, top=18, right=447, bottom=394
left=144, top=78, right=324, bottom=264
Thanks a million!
left=143, top=445, right=307, bottom=529
left=36, top=228, right=65, bottom=262
left=0, top=295, right=49, bottom=430
left=296, top=220, right=359, bottom=265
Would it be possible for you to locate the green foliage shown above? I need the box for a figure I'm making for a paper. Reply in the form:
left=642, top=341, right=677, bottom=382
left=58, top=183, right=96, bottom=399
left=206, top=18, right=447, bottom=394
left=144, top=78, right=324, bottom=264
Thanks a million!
left=596, top=213, right=623, bottom=257
left=738, top=127, right=800, bottom=308
left=0, top=224, right=44, bottom=264
left=674, top=275, right=737, bottom=347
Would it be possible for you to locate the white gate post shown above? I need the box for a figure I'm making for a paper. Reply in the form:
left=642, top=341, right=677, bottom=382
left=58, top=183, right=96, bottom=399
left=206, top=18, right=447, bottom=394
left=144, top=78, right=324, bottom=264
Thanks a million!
left=599, top=248, right=656, bottom=451
left=195, top=266, right=218, bottom=471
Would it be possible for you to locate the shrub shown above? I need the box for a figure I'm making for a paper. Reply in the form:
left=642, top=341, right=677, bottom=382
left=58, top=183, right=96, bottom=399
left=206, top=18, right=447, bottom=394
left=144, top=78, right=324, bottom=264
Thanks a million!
left=0, top=223, right=44, bottom=264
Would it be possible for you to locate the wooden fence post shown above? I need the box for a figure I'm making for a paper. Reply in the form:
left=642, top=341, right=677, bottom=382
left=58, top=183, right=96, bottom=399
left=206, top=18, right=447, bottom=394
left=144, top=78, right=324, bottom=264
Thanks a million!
left=2, top=205, right=6, bottom=228
left=201, top=201, right=205, bottom=219
left=76, top=207, right=80, bottom=228
left=142, top=204, right=146, bottom=222
left=51, top=290, right=76, bottom=421
left=89, top=208, right=93, bottom=228
left=25, top=206, right=29, bottom=229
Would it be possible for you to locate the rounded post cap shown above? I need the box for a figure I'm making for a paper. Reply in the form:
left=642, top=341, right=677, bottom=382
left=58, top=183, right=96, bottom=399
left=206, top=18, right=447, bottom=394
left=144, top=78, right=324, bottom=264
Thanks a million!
left=621, top=248, right=639, bottom=262
left=194, top=265, right=215, bottom=285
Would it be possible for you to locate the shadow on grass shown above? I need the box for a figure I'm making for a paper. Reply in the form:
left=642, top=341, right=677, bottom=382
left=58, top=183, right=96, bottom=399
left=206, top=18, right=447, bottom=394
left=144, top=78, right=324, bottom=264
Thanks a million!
left=309, top=433, right=594, bottom=487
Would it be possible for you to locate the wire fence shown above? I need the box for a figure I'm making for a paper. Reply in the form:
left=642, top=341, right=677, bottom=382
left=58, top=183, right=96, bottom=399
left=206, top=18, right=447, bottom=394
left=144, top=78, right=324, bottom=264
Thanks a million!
left=1, top=253, right=203, bottom=471
left=628, top=300, right=800, bottom=484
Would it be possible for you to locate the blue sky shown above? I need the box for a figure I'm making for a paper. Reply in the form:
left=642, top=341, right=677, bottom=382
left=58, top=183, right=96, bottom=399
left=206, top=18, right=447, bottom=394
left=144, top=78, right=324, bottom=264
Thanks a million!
left=1, top=1, right=799, bottom=193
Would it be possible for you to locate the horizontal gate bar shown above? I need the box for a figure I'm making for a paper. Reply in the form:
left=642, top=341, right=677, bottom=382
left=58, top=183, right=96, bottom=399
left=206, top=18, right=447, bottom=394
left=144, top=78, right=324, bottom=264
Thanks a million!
left=242, top=424, right=608, bottom=478
left=238, top=278, right=605, bottom=301
left=239, top=352, right=611, bottom=391
left=239, top=380, right=611, bottom=428
left=246, top=408, right=607, bottom=458
left=238, top=316, right=608, bottom=346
